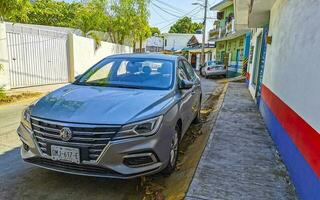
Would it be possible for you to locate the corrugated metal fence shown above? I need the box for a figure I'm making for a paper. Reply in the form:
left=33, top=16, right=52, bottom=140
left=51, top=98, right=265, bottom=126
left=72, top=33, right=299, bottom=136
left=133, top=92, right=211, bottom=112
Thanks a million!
left=6, top=24, right=69, bottom=88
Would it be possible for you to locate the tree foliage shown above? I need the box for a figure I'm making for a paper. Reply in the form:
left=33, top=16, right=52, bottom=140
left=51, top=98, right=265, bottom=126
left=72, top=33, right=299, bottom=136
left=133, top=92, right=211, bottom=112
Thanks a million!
left=150, top=27, right=160, bottom=36
left=169, top=17, right=203, bottom=34
left=0, top=0, right=157, bottom=46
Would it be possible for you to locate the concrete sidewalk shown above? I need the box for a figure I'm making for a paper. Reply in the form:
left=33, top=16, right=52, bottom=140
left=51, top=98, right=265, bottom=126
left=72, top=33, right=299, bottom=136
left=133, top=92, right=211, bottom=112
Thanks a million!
left=186, top=83, right=296, bottom=200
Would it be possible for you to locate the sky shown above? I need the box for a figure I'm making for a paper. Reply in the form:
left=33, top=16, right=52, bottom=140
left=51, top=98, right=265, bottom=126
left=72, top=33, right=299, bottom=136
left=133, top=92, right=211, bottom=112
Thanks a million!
left=149, top=0, right=221, bottom=33
left=63, top=0, right=221, bottom=33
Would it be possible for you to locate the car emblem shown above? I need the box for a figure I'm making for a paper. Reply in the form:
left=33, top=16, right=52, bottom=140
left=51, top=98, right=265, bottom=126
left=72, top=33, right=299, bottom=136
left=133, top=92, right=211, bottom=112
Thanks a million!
left=59, top=127, right=73, bottom=141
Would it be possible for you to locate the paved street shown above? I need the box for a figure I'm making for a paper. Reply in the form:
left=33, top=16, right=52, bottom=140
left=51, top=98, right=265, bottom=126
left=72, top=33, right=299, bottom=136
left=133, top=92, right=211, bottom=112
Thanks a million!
left=186, top=83, right=297, bottom=200
left=0, top=77, right=217, bottom=200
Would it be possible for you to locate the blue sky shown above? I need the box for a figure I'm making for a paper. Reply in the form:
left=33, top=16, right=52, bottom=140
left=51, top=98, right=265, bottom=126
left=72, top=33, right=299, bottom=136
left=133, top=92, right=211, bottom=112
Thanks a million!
left=149, top=0, right=220, bottom=33
left=63, top=0, right=221, bottom=33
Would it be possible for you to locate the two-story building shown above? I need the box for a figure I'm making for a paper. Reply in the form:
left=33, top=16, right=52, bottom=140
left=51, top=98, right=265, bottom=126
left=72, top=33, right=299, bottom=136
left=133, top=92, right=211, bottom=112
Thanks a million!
left=234, top=0, right=320, bottom=199
left=209, top=0, right=251, bottom=77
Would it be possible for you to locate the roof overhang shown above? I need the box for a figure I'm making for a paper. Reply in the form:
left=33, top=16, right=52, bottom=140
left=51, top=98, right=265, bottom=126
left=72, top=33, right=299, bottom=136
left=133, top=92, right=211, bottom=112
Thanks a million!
left=210, top=0, right=233, bottom=11
left=234, top=0, right=276, bottom=28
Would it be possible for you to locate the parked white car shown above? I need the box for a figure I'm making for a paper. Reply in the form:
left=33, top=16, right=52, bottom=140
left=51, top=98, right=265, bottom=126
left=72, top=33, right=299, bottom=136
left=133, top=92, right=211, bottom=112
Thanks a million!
left=201, top=61, right=227, bottom=78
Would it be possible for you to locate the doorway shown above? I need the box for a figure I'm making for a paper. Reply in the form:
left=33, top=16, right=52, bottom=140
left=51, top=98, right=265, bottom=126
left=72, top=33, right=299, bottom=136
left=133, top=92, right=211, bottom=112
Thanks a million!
left=252, top=33, right=262, bottom=88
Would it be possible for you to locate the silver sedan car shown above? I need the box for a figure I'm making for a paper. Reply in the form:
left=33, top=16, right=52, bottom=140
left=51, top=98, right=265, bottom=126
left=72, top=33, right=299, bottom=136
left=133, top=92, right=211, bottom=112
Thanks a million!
left=17, top=54, right=202, bottom=179
left=201, top=61, right=227, bottom=78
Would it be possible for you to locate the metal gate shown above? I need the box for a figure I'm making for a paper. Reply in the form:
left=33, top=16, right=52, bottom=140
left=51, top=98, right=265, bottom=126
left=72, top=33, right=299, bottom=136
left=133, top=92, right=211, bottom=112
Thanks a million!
left=6, top=24, right=69, bottom=88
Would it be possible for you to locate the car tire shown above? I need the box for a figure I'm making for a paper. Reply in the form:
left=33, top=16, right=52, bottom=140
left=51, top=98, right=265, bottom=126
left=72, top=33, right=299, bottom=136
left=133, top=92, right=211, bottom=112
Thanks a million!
left=193, top=97, right=202, bottom=124
left=161, top=126, right=180, bottom=176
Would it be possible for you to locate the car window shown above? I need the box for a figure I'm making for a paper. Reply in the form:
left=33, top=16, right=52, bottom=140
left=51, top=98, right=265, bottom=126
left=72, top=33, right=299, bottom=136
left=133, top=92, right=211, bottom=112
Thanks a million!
left=177, top=61, right=189, bottom=81
left=182, top=60, right=196, bottom=80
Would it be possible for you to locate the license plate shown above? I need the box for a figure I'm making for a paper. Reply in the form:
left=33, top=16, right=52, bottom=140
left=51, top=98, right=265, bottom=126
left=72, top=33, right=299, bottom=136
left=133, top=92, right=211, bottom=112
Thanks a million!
left=51, top=145, right=80, bottom=164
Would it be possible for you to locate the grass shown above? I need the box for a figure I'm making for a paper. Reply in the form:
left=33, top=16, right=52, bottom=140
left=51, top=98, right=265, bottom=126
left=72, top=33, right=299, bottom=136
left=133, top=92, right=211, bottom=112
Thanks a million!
left=0, top=91, right=42, bottom=105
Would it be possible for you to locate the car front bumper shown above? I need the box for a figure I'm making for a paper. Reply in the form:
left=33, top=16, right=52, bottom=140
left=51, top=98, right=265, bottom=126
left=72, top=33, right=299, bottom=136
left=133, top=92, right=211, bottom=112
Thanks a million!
left=17, top=120, right=173, bottom=179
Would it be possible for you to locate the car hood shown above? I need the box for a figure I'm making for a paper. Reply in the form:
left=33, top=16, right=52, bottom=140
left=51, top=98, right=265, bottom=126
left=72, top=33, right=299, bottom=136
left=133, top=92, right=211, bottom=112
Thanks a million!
left=31, top=84, right=174, bottom=125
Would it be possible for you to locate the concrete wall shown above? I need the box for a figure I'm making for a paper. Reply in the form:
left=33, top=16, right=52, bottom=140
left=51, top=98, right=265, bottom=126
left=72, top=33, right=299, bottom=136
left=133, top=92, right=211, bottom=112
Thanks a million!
left=257, top=0, right=320, bottom=198
left=69, top=34, right=133, bottom=78
left=0, top=23, right=10, bottom=89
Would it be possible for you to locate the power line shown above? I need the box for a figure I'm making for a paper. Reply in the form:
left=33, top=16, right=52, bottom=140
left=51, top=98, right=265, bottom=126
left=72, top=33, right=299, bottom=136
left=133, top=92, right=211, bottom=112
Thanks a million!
left=151, top=2, right=183, bottom=18
left=153, top=0, right=187, bottom=15
left=151, top=4, right=175, bottom=23
left=159, top=7, right=202, bottom=31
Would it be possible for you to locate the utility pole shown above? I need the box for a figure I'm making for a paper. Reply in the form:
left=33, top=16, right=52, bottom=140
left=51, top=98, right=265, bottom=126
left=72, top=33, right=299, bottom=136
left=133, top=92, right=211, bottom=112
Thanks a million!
left=201, top=0, right=208, bottom=66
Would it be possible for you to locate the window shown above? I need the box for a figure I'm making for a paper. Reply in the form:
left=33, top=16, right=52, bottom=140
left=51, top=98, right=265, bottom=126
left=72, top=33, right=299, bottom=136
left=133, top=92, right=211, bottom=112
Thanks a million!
left=177, top=61, right=189, bottom=81
left=164, top=39, right=167, bottom=47
left=182, top=60, right=196, bottom=80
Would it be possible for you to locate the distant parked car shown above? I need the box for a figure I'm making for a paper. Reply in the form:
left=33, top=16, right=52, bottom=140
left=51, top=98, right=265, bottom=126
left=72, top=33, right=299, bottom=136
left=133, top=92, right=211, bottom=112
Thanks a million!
left=201, top=61, right=227, bottom=78
left=17, top=54, right=202, bottom=179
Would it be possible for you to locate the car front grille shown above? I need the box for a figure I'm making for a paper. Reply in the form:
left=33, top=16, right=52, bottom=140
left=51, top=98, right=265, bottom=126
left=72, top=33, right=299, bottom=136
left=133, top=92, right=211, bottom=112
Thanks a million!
left=31, top=117, right=120, bottom=162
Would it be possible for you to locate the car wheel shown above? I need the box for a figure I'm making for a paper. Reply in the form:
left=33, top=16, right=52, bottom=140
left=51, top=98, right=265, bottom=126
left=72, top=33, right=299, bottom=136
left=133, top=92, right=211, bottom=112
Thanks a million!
left=193, top=97, right=202, bottom=124
left=162, top=126, right=180, bottom=176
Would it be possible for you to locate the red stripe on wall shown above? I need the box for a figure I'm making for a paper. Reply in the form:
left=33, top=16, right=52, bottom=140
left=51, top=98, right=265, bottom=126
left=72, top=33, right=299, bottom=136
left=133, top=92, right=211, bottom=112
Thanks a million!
left=261, top=85, right=320, bottom=178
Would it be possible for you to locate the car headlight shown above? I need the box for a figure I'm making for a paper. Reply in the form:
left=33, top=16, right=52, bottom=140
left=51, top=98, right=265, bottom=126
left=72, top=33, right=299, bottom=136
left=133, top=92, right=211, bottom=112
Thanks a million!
left=21, top=107, right=32, bottom=130
left=114, top=116, right=163, bottom=140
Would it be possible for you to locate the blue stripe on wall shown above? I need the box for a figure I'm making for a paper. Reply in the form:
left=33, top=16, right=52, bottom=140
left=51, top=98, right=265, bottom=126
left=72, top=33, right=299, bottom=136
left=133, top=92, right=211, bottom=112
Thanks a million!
left=259, top=99, right=320, bottom=200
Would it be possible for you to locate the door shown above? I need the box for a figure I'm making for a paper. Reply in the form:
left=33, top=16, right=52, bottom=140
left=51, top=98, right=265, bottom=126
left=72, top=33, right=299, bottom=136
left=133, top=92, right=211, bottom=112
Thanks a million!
left=255, top=28, right=269, bottom=102
left=236, top=49, right=241, bottom=71
left=177, top=60, right=194, bottom=134
left=252, top=33, right=262, bottom=88
left=182, top=60, right=201, bottom=119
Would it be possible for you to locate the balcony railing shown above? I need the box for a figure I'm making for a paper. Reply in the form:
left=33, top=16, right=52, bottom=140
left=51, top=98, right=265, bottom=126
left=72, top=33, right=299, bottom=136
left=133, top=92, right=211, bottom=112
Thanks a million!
left=226, top=19, right=235, bottom=34
left=209, top=18, right=236, bottom=41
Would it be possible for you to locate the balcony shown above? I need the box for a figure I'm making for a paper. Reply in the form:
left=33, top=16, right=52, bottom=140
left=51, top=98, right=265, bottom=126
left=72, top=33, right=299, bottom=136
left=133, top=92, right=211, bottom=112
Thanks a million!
left=226, top=19, right=235, bottom=35
left=209, top=28, right=220, bottom=40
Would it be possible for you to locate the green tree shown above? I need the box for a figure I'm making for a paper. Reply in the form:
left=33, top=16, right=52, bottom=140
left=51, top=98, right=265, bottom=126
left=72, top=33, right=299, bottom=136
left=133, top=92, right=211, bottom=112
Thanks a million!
left=169, top=17, right=203, bottom=34
left=0, top=0, right=31, bottom=22
left=74, top=0, right=109, bottom=36
left=108, top=0, right=151, bottom=45
left=150, top=27, right=160, bottom=36
left=26, top=0, right=82, bottom=27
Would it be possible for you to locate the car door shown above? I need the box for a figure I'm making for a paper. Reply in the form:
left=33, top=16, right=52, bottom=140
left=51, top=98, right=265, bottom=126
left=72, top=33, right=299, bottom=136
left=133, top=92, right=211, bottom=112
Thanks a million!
left=182, top=59, right=201, bottom=120
left=177, top=60, right=194, bottom=134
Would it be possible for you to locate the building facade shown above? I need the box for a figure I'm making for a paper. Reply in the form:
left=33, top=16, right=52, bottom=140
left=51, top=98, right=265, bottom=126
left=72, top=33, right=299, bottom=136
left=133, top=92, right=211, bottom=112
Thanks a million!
left=134, top=36, right=164, bottom=53
left=209, top=0, right=251, bottom=77
left=235, top=0, right=320, bottom=198
left=162, top=33, right=195, bottom=52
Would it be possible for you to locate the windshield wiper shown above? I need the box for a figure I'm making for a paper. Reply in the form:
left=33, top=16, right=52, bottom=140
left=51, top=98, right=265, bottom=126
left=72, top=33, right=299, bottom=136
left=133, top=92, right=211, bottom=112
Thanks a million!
left=107, top=84, right=145, bottom=89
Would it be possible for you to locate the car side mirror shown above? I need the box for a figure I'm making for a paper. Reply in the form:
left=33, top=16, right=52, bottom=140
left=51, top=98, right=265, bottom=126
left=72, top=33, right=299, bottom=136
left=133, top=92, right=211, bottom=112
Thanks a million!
left=179, top=79, right=193, bottom=90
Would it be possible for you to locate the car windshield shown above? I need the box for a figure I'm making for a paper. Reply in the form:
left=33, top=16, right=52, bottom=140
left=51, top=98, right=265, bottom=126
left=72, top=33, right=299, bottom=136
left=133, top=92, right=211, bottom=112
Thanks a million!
left=75, top=58, right=174, bottom=90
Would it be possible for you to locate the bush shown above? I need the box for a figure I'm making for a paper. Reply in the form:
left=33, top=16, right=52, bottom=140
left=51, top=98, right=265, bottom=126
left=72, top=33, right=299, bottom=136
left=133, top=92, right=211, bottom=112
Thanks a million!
left=0, top=87, right=6, bottom=100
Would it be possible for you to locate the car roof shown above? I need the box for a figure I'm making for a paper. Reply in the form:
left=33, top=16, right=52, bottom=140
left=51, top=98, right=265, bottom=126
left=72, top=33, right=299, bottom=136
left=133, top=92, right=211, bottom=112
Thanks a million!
left=106, top=53, right=181, bottom=61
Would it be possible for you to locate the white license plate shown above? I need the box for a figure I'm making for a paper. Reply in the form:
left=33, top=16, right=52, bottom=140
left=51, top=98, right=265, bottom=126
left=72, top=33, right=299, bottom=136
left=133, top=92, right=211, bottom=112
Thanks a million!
left=51, top=145, right=80, bottom=164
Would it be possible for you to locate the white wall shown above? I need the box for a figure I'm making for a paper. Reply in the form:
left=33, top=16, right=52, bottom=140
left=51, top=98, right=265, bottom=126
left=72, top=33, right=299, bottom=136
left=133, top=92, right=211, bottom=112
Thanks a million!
left=0, top=23, right=10, bottom=89
left=263, top=0, right=320, bottom=132
left=71, top=34, right=133, bottom=76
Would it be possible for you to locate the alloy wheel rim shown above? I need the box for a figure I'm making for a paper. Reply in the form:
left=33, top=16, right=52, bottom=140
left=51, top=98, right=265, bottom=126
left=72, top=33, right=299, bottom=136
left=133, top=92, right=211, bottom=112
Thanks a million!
left=170, top=131, right=178, bottom=166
